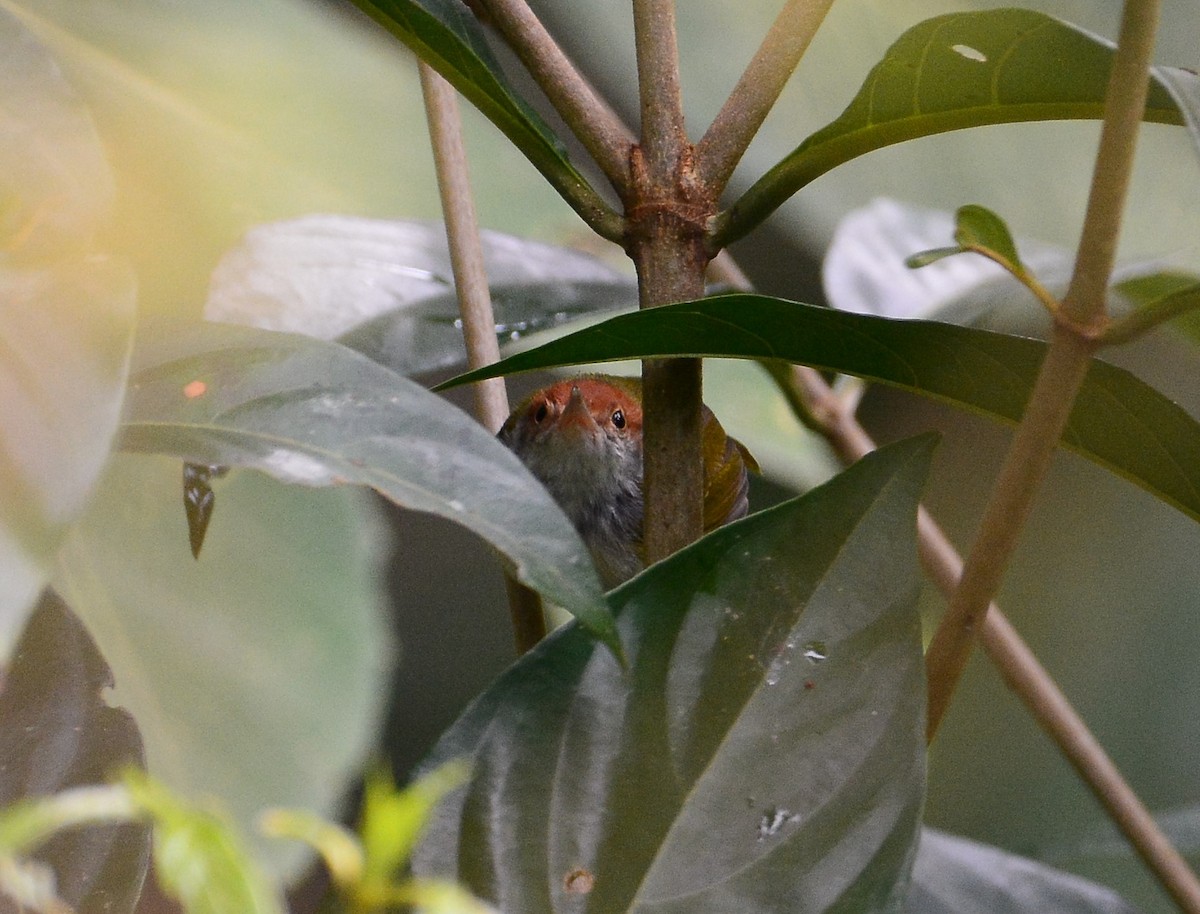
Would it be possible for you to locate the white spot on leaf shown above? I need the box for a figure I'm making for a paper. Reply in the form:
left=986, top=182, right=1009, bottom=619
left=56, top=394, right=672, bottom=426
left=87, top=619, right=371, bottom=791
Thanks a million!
left=951, top=44, right=988, bottom=62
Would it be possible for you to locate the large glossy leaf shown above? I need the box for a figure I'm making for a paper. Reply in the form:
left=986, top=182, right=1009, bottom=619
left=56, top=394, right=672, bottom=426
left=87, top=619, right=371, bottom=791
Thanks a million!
left=346, top=0, right=609, bottom=230
left=909, top=829, right=1139, bottom=914
left=201, top=213, right=635, bottom=372
left=52, top=455, right=391, bottom=879
left=719, top=8, right=1194, bottom=245
left=414, top=435, right=934, bottom=913
left=440, top=294, right=1200, bottom=524
left=0, top=7, right=113, bottom=258
left=0, top=592, right=149, bottom=914
left=0, top=10, right=136, bottom=651
left=0, top=258, right=136, bottom=652
left=117, top=320, right=616, bottom=646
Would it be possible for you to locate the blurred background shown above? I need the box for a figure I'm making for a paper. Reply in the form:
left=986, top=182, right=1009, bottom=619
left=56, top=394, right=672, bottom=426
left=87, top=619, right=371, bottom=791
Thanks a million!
left=4, top=0, right=1199, bottom=910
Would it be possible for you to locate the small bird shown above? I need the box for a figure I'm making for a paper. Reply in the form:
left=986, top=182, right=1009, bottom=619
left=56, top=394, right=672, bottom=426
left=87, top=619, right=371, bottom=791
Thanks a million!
left=499, top=374, right=757, bottom=587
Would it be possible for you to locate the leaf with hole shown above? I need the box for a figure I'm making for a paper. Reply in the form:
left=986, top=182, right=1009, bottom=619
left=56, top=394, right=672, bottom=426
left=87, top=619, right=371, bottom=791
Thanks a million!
left=720, top=8, right=1194, bottom=245
left=440, top=294, right=1200, bottom=525
left=118, top=320, right=617, bottom=649
left=414, top=436, right=934, bottom=913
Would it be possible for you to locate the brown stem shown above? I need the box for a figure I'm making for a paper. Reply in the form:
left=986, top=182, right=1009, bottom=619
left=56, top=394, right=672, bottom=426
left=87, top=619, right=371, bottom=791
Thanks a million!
left=419, top=62, right=546, bottom=653
left=633, top=0, right=687, bottom=181
left=925, top=0, right=1160, bottom=738
left=696, top=0, right=834, bottom=193
left=1061, top=0, right=1163, bottom=331
left=925, top=328, right=1095, bottom=736
left=477, top=0, right=635, bottom=192
left=627, top=0, right=710, bottom=563
left=633, top=214, right=708, bottom=562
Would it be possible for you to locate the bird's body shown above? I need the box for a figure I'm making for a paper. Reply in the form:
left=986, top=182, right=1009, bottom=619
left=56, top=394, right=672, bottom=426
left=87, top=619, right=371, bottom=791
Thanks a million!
left=499, top=374, right=756, bottom=587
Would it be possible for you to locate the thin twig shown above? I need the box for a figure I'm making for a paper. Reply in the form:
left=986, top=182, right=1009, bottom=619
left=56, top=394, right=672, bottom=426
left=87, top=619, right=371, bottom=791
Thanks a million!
left=419, top=62, right=546, bottom=653
left=707, top=253, right=1200, bottom=914
left=924, top=0, right=1162, bottom=740
left=478, top=0, right=635, bottom=192
left=696, top=0, right=834, bottom=194
left=633, top=0, right=687, bottom=181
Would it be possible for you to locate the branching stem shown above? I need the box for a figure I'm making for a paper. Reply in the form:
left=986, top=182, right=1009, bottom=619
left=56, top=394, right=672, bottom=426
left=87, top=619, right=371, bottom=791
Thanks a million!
left=924, top=0, right=1161, bottom=739
left=696, top=0, right=834, bottom=193
left=478, top=0, right=635, bottom=192
left=633, top=0, right=687, bottom=181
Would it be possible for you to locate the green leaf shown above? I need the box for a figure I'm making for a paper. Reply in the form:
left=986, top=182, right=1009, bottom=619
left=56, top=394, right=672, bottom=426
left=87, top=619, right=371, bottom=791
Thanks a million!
left=345, top=0, right=614, bottom=234
left=1108, top=270, right=1200, bottom=345
left=904, top=205, right=1028, bottom=276
left=52, top=456, right=392, bottom=879
left=359, top=761, right=469, bottom=886
left=1156, top=65, right=1200, bottom=159
left=340, top=281, right=638, bottom=378
left=0, top=8, right=114, bottom=258
left=0, top=593, right=149, bottom=914
left=719, top=8, right=1192, bottom=245
left=909, top=829, right=1139, bottom=913
left=414, top=436, right=934, bottom=913
left=0, top=262, right=135, bottom=649
left=205, top=215, right=633, bottom=346
left=123, top=772, right=283, bottom=914
left=439, top=294, right=1200, bottom=525
left=117, top=320, right=617, bottom=649
left=952, top=205, right=1024, bottom=271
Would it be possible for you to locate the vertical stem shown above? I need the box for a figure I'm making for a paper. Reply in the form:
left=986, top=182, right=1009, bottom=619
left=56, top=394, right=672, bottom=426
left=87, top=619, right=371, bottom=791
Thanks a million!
left=419, top=64, right=509, bottom=432
left=924, top=0, right=1161, bottom=738
left=1061, top=0, right=1162, bottom=330
left=419, top=62, right=546, bottom=653
left=629, top=0, right=709, bottom=562
left=633, top=0, right=687, bottom=180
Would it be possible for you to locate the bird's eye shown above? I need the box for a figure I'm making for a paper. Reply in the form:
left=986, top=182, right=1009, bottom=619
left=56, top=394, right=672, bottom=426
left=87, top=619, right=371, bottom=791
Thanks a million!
left=611, top=409, right=626, bottom=429
left=533, top=403, right=549, bottom=423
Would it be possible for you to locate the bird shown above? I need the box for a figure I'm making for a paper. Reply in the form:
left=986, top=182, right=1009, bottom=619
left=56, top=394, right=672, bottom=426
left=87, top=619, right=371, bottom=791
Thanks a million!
left=498, top=374, right=757, bottom=588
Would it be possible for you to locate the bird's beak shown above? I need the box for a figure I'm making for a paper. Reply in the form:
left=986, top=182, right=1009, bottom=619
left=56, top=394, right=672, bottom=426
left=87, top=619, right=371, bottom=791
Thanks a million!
left=557, top=385, right=595, bottom=434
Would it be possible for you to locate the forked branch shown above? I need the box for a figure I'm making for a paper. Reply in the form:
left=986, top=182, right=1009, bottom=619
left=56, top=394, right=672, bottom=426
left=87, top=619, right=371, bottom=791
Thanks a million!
left=696, top=0, right=835, bottom=194
left=477, top=0, right=636, bottom=192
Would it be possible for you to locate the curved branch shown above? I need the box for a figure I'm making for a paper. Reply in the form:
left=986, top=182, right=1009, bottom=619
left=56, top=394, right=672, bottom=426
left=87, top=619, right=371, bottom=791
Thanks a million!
left=479, top=0, right=635, bottom=193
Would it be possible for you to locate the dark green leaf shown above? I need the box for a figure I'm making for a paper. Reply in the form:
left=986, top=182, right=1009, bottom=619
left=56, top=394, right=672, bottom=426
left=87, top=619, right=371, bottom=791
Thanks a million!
left=0, top=591, right=149, bottom=914
left=720, top=9, right=1191, bottom=245
left=414, top=436, right=934, bottom=913
left=118, top=321, right=617, bottom=649
left=339, top=281, right=637, bottom=377
left=909, top=829, right=1139, bottom=914
left=346, top=0, right=612, bottom=232
left=439, top=294, right=1200, bottom=524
